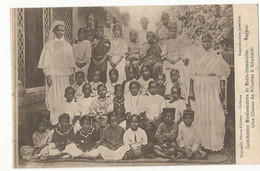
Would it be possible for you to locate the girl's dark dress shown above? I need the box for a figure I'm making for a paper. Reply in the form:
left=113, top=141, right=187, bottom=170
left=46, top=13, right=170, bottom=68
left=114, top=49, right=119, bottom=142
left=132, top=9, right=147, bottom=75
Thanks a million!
left=75, top=127, right=99, bottom=152
left=88, top=36, right=111, bottom=83
left=52, top=124, right=75, bottom=151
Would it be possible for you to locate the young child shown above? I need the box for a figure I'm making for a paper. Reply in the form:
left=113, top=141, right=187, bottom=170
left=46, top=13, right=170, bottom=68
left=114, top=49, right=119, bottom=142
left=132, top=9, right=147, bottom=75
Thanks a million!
left=48, top=114, right=75, bottom=157
left=138, top=17, right=149, bottom=46
left=162, top=23, right=188, bottom=100
left=121, top=12, right=132, bottom=42
left=78, top=83, right=95, bottom=116
left=89, top=84, right=114, bottom=130
left=139, top=32, right=163, bottom=79
left=98, top=113, right=130, bottom=160
left=123, top=64, right=138, bottom=95
left=138, top=65, right=153, bottom=95
left=68, top=115, right=101, bottom=158
left=106, top=68, right=119, bottom=98
left=89, top=70, right=103, bottom=97
left=73, top=71, right=86, bottom=100
left=124, top=81, right=145, bottom=120
left=123, top=114, right=154, bottom=159
left=107, top=23, right=128, bottom=84
left=166, top=85, right=187, bottom=125
left=156, top=73, right=166, bottom=97
left=73, top=28, right=92, bottom=78
left=113, top=84, right=126, bottom=129
left=142, top=81, right=166, bottom=143
left=63, top=86, right=81, bottom=133
left=154, top=108, right=178, bottom=159
left=20, top=117, right=53, bottom=160
left=176, top=110, right=207, bottom=160
left=125, top=30, right=141, bottom=77
left=103, top=14, right=114, bottom=41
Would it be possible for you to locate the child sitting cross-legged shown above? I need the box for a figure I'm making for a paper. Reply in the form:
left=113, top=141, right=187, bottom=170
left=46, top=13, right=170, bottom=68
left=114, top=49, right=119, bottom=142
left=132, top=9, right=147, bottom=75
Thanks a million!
left=175, top=110, right=207, bottom=160
left=67, top=115, right=101, bottom=159
left=20, top=116, right=53, bottom=160
left=154, top=108, right=178, bottom=159
left=73, top=71, right=86, bottom=101
left=123, top=114, right=154, bottom=159
left=98, top=113, right=130, bottom=160
left=166, top=85, right=187, bottom=125
left=47, top=113, right=76, bottom=158
left=63, top=86, right=81, bottom=133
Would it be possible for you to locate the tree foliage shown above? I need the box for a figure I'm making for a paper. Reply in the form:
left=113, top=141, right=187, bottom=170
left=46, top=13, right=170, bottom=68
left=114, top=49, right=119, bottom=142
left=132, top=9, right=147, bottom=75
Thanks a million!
left=168, top=5, right=233, bottom=51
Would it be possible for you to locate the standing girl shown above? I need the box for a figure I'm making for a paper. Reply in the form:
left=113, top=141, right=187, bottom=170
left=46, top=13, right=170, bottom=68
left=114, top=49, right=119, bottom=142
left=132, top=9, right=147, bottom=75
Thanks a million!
left=38, top=20, right=75, bottom=125
left=88, top=26, right=111, bottom=83
left=107, top=23, right=128, bottom=84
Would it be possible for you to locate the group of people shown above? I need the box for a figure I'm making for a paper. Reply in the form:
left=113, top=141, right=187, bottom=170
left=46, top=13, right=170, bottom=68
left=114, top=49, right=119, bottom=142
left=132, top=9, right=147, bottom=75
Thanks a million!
left=20, top=11, right=231, bottom=161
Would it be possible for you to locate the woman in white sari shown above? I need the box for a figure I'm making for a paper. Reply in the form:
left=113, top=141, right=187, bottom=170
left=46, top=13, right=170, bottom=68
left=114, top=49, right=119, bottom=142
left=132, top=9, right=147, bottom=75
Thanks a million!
left=38, top=20, right=75, bottom=125
left=188, top=33, right=230, bottom=151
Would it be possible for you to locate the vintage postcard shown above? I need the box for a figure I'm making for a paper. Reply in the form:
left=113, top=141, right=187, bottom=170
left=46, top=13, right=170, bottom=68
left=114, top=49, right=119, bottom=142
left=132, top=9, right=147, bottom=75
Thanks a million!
left=11, top=4, right=259, bottom=168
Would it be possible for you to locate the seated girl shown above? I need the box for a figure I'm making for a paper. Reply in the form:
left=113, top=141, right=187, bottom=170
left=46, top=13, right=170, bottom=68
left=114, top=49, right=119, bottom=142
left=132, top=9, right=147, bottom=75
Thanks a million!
left=156, top=73, right=166, bottom=97
left=98, top=113, right=130, bottom=160
left=89, top=70, right=103, bottom=97
left=113, top=84, right=127, bottom=129
left=107, top=23, right=128, bottom=84
left=67, top=115, right=101, bottom=159
left=20, top=116, right=53, bottom=160
left=63, top=86, right=81, bottom=133
left=73, top=71, right=86, bottom=101
left=106, top=68, right=119, bottom=98
left=48, top=114, right=75, bottom=158
left=138, top=65, right=153, bottom=95
left=123, top=114, right=154, bottom=159
left=139, top=31, right=163, bottom=79
left=89, top=84, right=114, bottom=131
left=175, top=110, right=207, bottom=160
left=166, top=85, right=187, bottom=125
left=78, top=83, right=95, bottom=116
left=124, top=81, right=145, bottom=123
left=122, top=63, right=138, bottom=95
left=154, top=108, right=178, bottom=159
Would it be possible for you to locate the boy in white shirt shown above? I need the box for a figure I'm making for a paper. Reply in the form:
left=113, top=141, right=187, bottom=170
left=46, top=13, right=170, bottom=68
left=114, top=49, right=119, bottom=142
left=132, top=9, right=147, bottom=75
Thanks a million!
left=123, top=114, right=154, bottom=159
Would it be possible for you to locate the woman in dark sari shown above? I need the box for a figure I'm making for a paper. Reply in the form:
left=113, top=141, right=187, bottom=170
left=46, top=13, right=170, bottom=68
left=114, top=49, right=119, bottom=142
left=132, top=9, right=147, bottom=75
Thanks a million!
left=88, top=26, right=111, bottom=83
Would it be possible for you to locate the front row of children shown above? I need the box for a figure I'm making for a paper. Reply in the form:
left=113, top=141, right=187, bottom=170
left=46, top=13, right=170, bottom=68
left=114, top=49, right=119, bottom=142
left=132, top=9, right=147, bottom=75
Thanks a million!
left=21, top=108, right=207, bottom=161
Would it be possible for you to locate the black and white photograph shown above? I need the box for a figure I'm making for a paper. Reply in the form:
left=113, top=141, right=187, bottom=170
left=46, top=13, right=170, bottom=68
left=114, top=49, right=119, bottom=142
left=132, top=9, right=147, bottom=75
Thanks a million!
left=12, top=4, right=236, bottom=168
